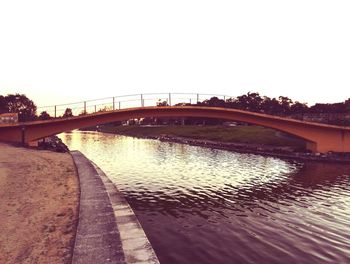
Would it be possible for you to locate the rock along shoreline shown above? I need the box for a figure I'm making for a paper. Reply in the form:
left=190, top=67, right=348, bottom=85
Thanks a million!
left=37, top=136, right=69, bottom=153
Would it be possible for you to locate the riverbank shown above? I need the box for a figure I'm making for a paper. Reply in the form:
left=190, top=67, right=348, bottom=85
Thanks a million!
left=95, top=125, right=350, bottom=163
left=0, top=143, right=79, bottom=264
left=98, top=125, right=306, bottom=149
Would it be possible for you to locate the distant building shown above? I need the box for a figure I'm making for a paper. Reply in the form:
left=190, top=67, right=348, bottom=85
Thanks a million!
left=0, top=113, right=19, bottom=124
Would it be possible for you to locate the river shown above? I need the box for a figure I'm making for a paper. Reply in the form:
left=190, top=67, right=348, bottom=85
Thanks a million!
left=59, top=131, right=350, bottom=264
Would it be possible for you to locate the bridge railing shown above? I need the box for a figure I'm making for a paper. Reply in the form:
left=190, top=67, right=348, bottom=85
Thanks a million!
left=36, top=93, right=234, bottom=118
left=35, top=93, right=350, bottom=126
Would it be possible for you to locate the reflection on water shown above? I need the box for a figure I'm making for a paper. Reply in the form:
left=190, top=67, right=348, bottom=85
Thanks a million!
left=60, top=131, right=350, bottom=264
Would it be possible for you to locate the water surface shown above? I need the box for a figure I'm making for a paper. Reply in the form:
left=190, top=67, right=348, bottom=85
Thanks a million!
left=60, top=131, right=350, bottom=264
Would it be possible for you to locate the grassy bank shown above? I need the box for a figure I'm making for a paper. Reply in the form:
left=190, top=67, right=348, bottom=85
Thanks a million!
left=98, top=125, right=306, bottom=149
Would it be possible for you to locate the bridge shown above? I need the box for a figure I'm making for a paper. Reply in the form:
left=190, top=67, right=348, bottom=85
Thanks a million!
left=0, top=93, right=349, bottom=153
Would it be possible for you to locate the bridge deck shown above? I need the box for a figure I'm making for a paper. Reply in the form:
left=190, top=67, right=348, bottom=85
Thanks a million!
left=0, top=106, right=349, bottom=152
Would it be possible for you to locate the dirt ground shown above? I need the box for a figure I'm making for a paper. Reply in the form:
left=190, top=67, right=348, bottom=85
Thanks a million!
left=0, top=143, right=79, bottom=264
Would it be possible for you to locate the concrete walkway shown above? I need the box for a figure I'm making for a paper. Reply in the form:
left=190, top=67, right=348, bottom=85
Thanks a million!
left=71, top=151, right=125, bottom=263
left=71, top=151, right=159, bottom=264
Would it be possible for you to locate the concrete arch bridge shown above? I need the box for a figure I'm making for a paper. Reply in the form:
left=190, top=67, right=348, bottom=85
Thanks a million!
left=0, top=105, right=349, bottom=153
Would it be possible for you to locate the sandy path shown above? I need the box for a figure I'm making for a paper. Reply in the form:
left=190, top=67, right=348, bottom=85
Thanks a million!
left=0, top=143, right=79, bottom=264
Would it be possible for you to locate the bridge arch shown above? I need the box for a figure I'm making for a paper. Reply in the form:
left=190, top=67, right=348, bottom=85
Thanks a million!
left=0, top=106, right=349, bottom=153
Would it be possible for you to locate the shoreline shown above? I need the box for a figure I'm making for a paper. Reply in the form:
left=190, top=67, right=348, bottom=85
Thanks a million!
left=100, top=130, right=350, bottom=163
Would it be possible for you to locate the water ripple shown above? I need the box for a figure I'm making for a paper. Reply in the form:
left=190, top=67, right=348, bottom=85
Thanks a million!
left=61, top=131, right=350, bottom=264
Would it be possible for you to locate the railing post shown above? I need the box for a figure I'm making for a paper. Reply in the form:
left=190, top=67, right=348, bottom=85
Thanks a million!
left=113, top=97, right=115, bottom=110
left=169, top=93, right=171, bottom=106
left=84, top=101, right=86, bottom=114
left=119, top=101, right=121, bottom=110
left=54, top=105, right=57, bottom=118
left=94, top=105, right=96, bottom=113
left=190, top=98, right=192, bottom=104
left=197, top=94, right=199, bottom=104
left=141, top=94, right=144, bottom=107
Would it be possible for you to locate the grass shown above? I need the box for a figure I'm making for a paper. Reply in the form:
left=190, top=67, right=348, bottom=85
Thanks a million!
left=99, top=125, right=306, bottom=148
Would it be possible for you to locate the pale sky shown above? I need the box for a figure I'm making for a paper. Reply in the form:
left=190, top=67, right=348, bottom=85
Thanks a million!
left=0, top=0, right=349, bottom=107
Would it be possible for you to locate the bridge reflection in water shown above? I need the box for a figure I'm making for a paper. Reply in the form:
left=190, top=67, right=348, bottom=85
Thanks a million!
left=0, top=93, right=349, bottom=153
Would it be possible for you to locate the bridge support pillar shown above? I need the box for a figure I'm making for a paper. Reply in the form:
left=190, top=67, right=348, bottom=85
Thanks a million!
left=307, top=129, right=350, bottom=153
left=21, top=125, right=26, bottom=146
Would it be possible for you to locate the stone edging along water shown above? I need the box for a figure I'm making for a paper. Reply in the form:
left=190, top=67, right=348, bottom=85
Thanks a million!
left=71, top=151, right=160, bottom=264
left=92, top=162, right=160, bottom=264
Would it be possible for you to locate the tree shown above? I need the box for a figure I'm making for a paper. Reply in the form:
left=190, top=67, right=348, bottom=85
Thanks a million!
left=63, top=108, right=73, bottom=118
left=202, top=97, right=226, bottom=107
left=345, top=99, right=350, bottom=112
left=235, top=92, right=263, bottom=112
left=278, top=96, right=293, bottom=115
left=2, top=94, right=37, bottom=121
left=309, top=104, right=331, bottom=114
left=79, top=110, right=87, bottom=116
left=0, top=95, right=7, bottom=113
left=290, top=101, right=308, bottom=114
left=260, top=97, right=282, bottom=114
left=98, top=106, right=112, bottom=112
left=39, top=111, right=51, bottom=120
left=157, top=100, right=168, bottom=106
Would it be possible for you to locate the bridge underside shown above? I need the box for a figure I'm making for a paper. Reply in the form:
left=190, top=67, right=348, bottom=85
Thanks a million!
left=0, top=106, right=349, bottom=153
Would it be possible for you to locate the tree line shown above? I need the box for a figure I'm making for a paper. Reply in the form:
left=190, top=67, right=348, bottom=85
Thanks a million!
left=0, top=94, right=73, bottom=122
left=1, top=92, right=349, bottom=122
left=184, top=92, right=350, bottom=115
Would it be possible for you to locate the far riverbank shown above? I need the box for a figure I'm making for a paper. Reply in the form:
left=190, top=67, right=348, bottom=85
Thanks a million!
left=90, top=125, right=350, bottom=163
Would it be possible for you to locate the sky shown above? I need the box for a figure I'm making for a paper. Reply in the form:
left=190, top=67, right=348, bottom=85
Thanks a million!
left=0, top=0, right=350, bottom=107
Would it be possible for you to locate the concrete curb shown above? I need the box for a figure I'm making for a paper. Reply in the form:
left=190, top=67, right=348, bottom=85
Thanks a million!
left=92, top=162, right=160, bottom=264
left=71, top=150, right=159, bottom=264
